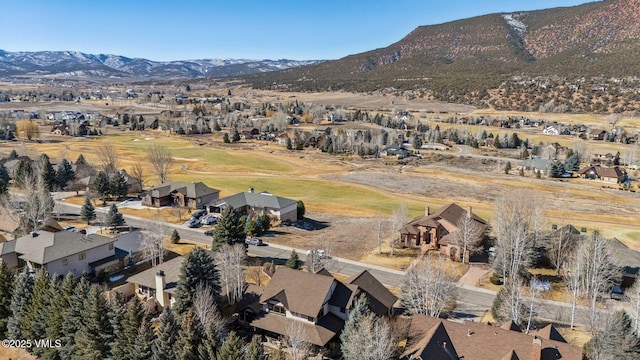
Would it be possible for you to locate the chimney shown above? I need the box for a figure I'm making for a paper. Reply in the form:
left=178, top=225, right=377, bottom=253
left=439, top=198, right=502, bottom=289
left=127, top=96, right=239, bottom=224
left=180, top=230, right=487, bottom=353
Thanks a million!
left=155, top=270, right=166, bottom=308
left=532, top=336, right=542, bottom=360
left=425, top=206, right=430, bottom=216
left=467, top=206, right=472, bottom=218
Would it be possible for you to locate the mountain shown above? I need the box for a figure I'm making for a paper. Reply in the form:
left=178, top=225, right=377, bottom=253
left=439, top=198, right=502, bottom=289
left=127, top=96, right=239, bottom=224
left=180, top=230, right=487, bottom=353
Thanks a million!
left=0, top=50, right=322, bottom=79
left=246, top=0, right=640, bottom=111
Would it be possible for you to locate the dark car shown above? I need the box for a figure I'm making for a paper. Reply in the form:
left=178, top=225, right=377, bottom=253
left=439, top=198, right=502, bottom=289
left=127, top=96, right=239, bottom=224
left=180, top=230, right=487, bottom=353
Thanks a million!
left=204, top=230, right=214, bottom=236
left=186, top=218, right=201, bottom=228
left=611, top=286, right=624, bottom=300
left=190, top=209, right=207, bottom=220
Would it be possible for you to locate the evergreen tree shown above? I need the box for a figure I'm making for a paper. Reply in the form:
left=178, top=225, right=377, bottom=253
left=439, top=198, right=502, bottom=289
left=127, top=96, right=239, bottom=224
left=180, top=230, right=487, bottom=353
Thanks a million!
left=110, top=171, right=129, bottom=200
left=76, top=154, right=87, bottom=165
left=216, top=331, right=242, bottom=360
left=42, top=273, right=76, bottom=360
left=7, top=268, right=34, bottom=339
left=296, top=200, right=305, bottom=221
left=175, top=309, right=203, bottom=360
left=131, top=319, right=154, bottom=360
left=585, top=311, right=640, bottom=360
left=0, top=262, right=14, bottom=338
left=106, top=204, right=125, bottom=230
left=174, top=248, right=222, bottom=317
left=0, top=163, right=10, bottom=194
left=59, top=277, right=90, bottom=359
left=171, top=229, right=181, bottom=244
left=564, top=154, right=581, bottom=172
left=74, top=285, right=113, bottom=360
left=536, top=169, right=542, bottom=179
left=286, top=250, right=301, bottom=269
left=212, top=206, right=246, bottom=249
left=504, top=161, right=512, bottom=174
left=112, top=296, right=145, bottom=359
left=14, top=159, right=33, bottom=188
left=259, top=214, right=271, bottom=234
left=92, top=171, right=110, bottom=204
left=340, top=295, right=371, bottom=360
left=152, top=307, right=179, bottom=360
left=243, top=336, right=267, bottom=360
left=39, top=154, right=57, bottom=191
left=80, top=196, right=97, bottom=224
left=56, top=158, right=75, bottom=190
left=9, top=149, right=18, bottom=159
left=22, top=268, right=49, bottom=345
left=232, top=128, right=241, bottom=142
left=223, top=133, right=230, bottom=143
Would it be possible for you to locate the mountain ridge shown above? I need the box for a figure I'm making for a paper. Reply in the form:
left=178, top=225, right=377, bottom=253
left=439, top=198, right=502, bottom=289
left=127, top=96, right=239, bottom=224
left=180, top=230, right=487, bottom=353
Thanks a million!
left=0, top=49, right=322, bottom=79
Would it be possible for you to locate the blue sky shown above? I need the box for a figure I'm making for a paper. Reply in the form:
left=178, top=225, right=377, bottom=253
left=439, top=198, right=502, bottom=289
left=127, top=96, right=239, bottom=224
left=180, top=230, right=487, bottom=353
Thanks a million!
left=1, top=0, right=595, bottom=61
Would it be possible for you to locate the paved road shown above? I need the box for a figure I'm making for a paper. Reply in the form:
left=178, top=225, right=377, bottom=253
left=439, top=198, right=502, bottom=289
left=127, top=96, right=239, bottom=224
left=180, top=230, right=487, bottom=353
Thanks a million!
left=57, top=200, right=606, bottom=327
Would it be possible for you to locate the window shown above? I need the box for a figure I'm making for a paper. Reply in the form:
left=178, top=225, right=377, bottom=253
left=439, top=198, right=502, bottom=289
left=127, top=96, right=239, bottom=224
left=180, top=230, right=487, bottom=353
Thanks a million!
left=62, top=258, right=68, bottom=266
left=108, top=243, right=114, bottom=250
left=268, top=303, right=286, bottom=316
left=78, top=252, right=86, bottom=261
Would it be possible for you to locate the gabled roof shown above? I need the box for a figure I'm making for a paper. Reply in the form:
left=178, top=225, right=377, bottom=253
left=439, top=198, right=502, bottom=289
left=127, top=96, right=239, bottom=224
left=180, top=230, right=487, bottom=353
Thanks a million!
left=402, top=321, right=460, bottom=360
left=14, top=230, right=114, bottom=264
left=402, top=203, right=488, bottom=236
left=500, top=320, right=522, bottom=333
left=260, top=267, right=335, bottom=318
left=126, top=255, right=185, bottom=294
left=402, top=315, right=582, bottom=360
left=346, top=270, right=397, bottom=316
left=251, top=311, right=344, bottom=346
left=501, top=349, right=521, bottom=360
left=578, top=165, right=625, bottom=179
left=530, top=324, right=567, bottom=343
left=0, top=239, right=16, bottom=256
left=211, top=191, right=297, bottom=211
left=147, top=181, right=219, bottom=199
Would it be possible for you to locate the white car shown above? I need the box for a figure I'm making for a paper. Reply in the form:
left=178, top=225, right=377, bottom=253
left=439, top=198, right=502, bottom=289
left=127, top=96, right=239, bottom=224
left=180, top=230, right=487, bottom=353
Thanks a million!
left=200, top=214, right=218, bottom=225
left=306, top=249, right=329, bottom=259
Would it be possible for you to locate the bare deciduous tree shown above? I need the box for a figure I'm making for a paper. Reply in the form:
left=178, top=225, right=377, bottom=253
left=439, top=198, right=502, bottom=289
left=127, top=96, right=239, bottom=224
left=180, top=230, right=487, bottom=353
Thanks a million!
left=305, top=243, right=333, bottom=274
left=193, top=283, right=225, bottom=342
left=96, top=142, right=119, bottom=175
left=451, top=210, right=484, bottom=263
left=147, top=144, right=173, bottom=184
left=546, top=224, right=579, bottom=276
left=213, top=244, right=246, bottom=304
left=492, top=190, right=542, bottom=281
left=400, top=255, right=457, bottom=318
left=130, top=162, right=145, bottom=192
left=376, top=211, right=385, bottom=255
left=140, top=225, right=166, bottom=267
left=491, top=276, right=530, bottom=328
left=285, top=320, right=311, bottom=360
left=391, top=203, right=408, bottom=256
left=3, top=172, right=55, bottom=234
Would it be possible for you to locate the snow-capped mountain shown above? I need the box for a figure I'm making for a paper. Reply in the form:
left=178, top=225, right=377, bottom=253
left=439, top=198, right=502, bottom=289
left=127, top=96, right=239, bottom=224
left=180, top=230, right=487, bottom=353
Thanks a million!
left=0, top=50, right=322, bottom=79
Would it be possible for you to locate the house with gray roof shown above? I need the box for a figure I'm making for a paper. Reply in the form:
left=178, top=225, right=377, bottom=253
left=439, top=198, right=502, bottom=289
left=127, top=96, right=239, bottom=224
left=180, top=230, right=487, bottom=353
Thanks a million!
left=142, top=181, right=219, bottom=209
left=11, top=230, right=116, bottom=277
left=126, top=255, right=185, bottom=309
left=208, top=188, right=298, bottom=223
left=0, top=239, right=18, bottom=269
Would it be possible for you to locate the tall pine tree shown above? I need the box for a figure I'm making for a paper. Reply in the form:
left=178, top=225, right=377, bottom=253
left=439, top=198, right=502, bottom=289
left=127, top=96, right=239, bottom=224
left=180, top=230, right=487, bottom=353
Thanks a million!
left=173, top=248, right=222, bottom=317
left=7, top=268, right=34, bottom=339
left=0, top=261, right=14, bottom=338
left=56, top=158, right=75, bottom=190
left=80, top=196, right=97, bottom=224
left=243, top=336, right=267, bottom=360
left=22, top=268, right=50, bottom=353
left=216, top=331, right=242, bottom=360
left=106, top=204, right=125, bottom=229
left=152, top=307, right=179, bottom=360
left=110, top=171, right=129, bottom=200
left=39, top=154, right=57, bottom=191
left=74, top=285, right=113, bottom=360
left=131, top=318, right=154, bottom=360
left=212, top=206, right=246, bottom=249
left=59, top=277, right=90, bottom=359
left=111, top=296, right=145, bottom=359
left=585, top=310, right=640, bottom=360
left=175, top=309, right=203, bottom=360
left=42, top=273, right=76, bottom=360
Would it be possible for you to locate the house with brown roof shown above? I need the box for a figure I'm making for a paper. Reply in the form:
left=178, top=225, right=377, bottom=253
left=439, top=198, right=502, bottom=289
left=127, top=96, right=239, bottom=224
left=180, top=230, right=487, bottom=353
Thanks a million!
left=399, top=203, right=488, bottom=262
left=142, top=181, right=219, bottom=209
left=248, top=267, right=397, bottom=353
left=401, top=315, right=582, bottom=360
left=208, top=188, right=298, bottom=223
left=577, top=165, right=627, bottom=183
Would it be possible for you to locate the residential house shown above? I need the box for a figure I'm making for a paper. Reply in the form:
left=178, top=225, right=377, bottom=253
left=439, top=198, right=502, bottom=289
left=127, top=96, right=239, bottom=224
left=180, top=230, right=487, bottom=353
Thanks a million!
left=519, top=157, right=551, bottom=174
left=540, top=142, right=569, bottom=160
left=590, top=152, right=620, bottom=166
left=399, top=203, right=488, bottom=262
left=208, top=188, right=298, bottom=223
left=127, top=255, right=185, bottom=311
left=142, top=181, right=219, bottom=209
left=0, top=239, right=18, bottom=269
left=578, top=165, right=627, bottom=183
left=249, top=267, right=397, bottom=353
left=10, top=230, right=117, bottom=277
left=381, top=143, right=412, bottom=159
left=239, top=127, right=260, bottom=139
left=588, top=129, right=607, bottom=141
left=401, top=315, right=582, bottom=360
left=542, top=126, right=559, bottom=135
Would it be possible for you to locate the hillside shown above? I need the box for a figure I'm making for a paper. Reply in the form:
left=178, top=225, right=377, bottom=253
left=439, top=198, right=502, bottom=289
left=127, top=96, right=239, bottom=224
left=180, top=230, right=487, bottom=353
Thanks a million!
left=246, top=0, right=640, bottom=112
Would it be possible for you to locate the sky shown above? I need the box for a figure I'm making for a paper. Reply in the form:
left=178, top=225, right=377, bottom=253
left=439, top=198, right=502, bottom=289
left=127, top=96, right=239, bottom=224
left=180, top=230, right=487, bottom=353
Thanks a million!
left=1, top=0, right=596, bottom=62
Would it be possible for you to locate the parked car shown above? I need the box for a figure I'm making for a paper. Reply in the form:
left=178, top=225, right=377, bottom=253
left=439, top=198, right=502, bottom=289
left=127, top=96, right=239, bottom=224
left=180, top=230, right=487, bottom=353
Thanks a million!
left=306, top=249, right=329, bottom=259
left=204, top=230, right=214, bottom=236
left=63, top=226, right=76, bottom=232
left=201, top=214, right=218, bottom=225
left=611, top=286, right=624, bottom=300
left=190, top=209, right=207, bottom=220
left=245, top=237, right=263, bottom=246
left=186, top=218, right=201, bottom=228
